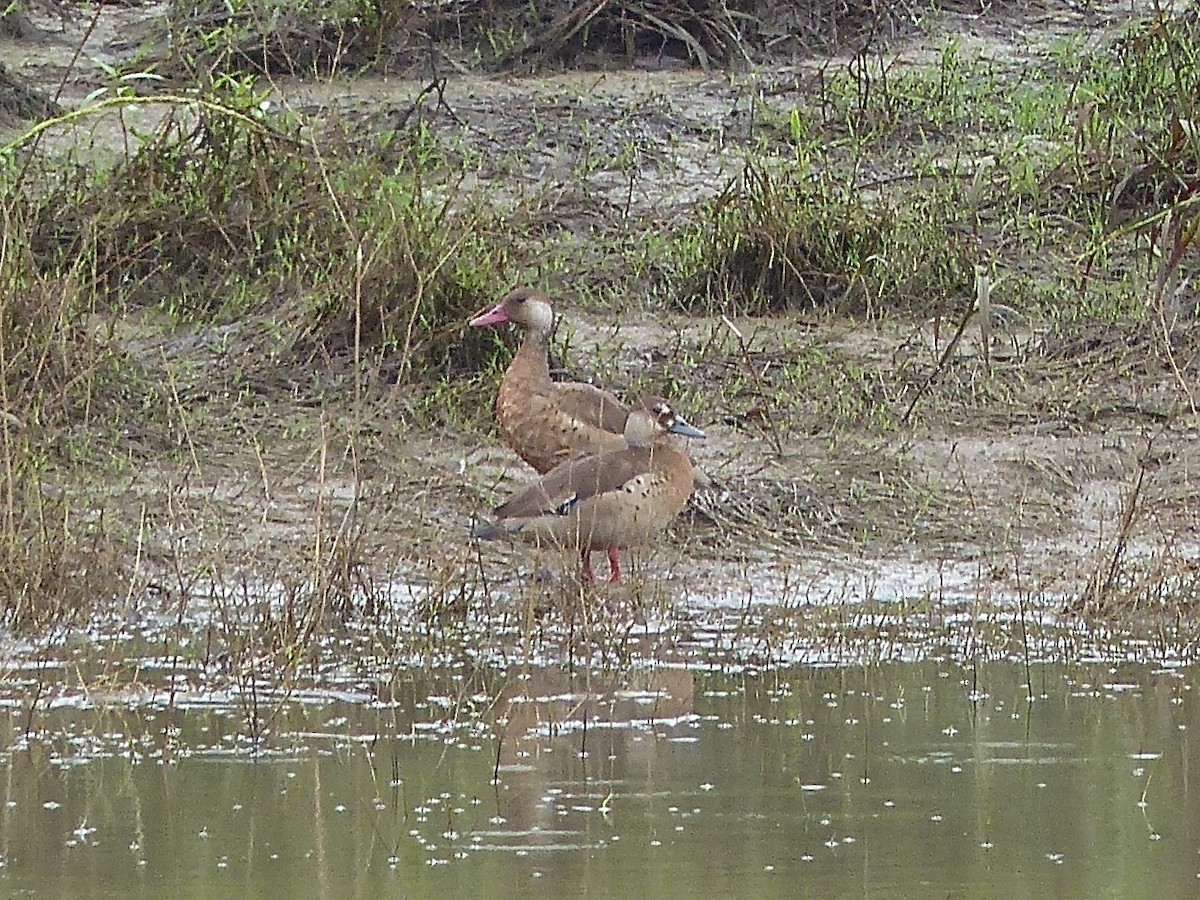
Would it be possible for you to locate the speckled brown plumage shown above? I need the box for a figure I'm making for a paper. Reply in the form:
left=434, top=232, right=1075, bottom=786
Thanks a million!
left=471, top=288, right=629, bottom=474
left=473, top=396, right=704, bottom=583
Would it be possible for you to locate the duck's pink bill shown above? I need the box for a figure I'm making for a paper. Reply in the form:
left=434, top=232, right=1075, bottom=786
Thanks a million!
left=470, top=304, right=510, bottom=327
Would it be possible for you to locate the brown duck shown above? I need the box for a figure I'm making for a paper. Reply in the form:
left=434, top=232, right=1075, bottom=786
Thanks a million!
left=472, top=396, right=704, bottom=583
left=469, top=288, right=634, bottom=474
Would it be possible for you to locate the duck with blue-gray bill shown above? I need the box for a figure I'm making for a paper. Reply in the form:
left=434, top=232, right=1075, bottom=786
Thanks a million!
left=472, top=395, right=704, bottom=583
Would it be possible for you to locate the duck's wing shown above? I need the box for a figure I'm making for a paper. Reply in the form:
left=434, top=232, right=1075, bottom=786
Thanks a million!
left=552, top=381, right=629, bottom=434
left=495, top=447, right=652, bottom=519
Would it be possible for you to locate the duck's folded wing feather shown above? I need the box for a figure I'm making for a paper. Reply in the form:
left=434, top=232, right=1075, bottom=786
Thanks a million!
left=495, top=448, right=651, bottom=519
left=552, top=382, right=629, bottom=433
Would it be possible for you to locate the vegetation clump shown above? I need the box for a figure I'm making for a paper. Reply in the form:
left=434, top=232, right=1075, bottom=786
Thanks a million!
left=0, top=73, right=509, bottom=626
left=672, top=163, right=971, bottom=317
left=0, top=210, right=135, bottom=627
left=128, top=0, right=1028, bottom=81
left=15, top=80, right=506, bottom=381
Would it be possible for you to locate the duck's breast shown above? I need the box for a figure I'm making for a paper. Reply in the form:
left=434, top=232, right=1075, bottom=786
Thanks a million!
left=497, top=384, right=625, bottom=474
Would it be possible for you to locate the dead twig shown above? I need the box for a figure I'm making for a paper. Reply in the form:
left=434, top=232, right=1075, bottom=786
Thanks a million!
left=721, top=315, right=784, bottom=457
left=901, top=297, right=975, bottom=425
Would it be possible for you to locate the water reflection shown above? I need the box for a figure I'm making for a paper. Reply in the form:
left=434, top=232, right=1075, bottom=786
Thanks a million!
left=0, top=660, right=1195, bottom=898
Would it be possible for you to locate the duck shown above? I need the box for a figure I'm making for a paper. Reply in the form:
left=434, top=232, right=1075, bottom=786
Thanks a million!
left=469, top=288, right=634, bottom=475
left=472, top=396, right=704, bottom=583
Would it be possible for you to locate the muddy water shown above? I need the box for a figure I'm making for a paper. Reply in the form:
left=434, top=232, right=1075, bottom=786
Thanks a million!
left=0, top=659, right=1194, bottom=898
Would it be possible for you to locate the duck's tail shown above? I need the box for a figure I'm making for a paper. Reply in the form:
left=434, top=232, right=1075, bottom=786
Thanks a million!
left=471, top=519, right=530, bottom=541
left=470, top=520, right=503, bottom=541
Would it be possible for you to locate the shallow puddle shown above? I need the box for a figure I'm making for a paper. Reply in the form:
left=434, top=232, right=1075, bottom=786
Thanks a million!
left=0, top=657, right=1195, bottom=898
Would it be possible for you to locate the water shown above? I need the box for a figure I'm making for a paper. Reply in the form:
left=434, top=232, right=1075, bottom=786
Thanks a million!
left=0, top=659, right=1194, bottom=898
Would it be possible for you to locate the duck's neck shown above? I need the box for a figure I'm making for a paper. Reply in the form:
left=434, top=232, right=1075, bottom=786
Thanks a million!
left=510, top=330, right=552, bottom=388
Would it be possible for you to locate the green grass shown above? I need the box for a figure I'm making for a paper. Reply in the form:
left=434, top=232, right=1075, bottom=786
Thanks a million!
left=659, top=12, right=1200, bottom=328
left=10, top=75, right=510, bottom=381
left=667, top=161, right=972, bottom=317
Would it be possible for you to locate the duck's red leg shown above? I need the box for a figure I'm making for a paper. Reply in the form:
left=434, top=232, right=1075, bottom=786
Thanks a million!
left=607, top=547, right=622, bottom=584
left=580, top=549, right=597, bottom=583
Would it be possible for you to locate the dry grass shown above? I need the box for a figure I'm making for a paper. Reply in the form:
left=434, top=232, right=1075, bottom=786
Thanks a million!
left=122, top=0, right=1037, bottom=82
left=0, top=65, right=513, bottom=631
left=0, top=164, right=150, bottom=625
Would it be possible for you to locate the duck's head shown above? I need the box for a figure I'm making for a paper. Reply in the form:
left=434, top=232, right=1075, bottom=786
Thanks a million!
left=625, top=395, right=706, bottom=448
left=469, top=288, right=555, bottom=338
